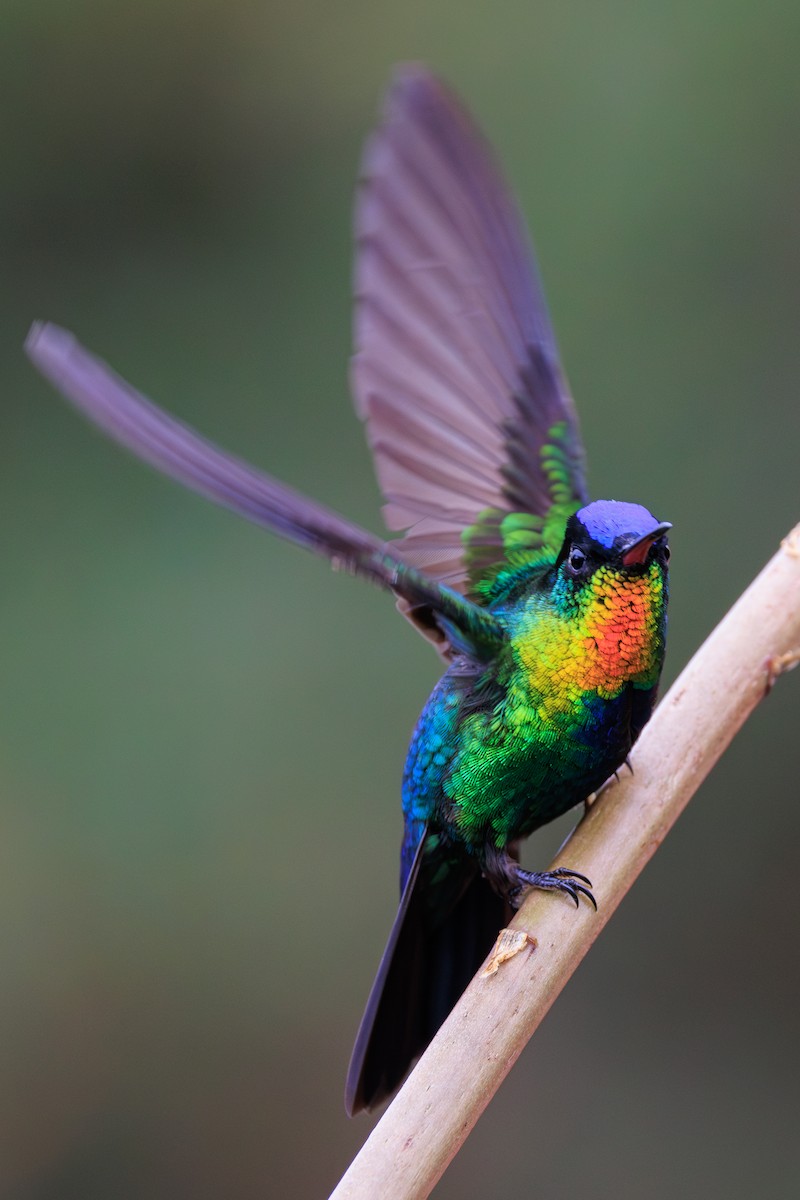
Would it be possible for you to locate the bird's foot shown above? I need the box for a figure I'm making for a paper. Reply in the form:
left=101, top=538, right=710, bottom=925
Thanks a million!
left=586, top=758, right=634, bottom=810
left=509, top=866, right=597, bottom=911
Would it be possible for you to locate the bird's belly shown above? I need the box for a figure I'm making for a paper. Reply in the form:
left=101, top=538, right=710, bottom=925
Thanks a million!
left=423, top=686, right=634, bottom=849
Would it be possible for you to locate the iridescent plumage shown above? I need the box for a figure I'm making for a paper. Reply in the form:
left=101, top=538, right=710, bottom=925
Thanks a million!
left=25, top=67, right=670, bottom=1117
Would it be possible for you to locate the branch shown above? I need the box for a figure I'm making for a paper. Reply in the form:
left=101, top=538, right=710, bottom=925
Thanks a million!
left=330, top=524, right=800, bottom=1200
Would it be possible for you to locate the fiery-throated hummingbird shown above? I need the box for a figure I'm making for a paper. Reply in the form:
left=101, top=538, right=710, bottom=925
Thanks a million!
left=26, top=67, right=670, bottom=1115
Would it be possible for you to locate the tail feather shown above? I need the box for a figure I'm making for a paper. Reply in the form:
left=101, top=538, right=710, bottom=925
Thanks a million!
left=345, top=833, right=510, bottom=1115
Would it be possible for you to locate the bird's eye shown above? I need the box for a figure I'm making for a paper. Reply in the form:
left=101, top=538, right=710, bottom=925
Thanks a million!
left=663, top=543, right=671, bottom=563
left=567, top=546, right=586, bottom=573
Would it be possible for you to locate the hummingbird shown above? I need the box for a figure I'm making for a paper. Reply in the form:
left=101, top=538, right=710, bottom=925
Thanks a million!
left=26, top=66, right=670, bottom=1116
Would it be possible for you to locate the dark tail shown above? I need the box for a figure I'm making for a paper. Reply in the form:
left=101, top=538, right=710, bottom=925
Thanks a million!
left=345, top=835, right=510, bottom=1115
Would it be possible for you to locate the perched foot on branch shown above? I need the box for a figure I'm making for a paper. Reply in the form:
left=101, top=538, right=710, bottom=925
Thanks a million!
left=586, top=757, right=633, bottom=810
left=482, top=845, right=597, bottom=910
left=510, top=866, right=597, bottom=911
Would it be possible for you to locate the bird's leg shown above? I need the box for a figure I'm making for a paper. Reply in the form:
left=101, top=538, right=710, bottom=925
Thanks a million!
left=482, top=844, right=597, bottom=911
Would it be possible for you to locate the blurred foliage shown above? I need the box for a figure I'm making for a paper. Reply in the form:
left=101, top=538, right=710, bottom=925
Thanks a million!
left=2, top=1, right=800, bottom=1197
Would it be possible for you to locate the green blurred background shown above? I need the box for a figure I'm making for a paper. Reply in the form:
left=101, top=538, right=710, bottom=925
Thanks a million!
left=3, top=2, right=800, bottom=1196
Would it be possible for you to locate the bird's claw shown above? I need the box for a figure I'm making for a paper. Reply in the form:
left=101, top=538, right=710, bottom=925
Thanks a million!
left=510, top=866, right=597, bottom=911
left=549, top=866, right=593, bottom=886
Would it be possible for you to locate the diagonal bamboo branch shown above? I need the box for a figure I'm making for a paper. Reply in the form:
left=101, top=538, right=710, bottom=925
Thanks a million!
left=330, top=523, right=800, bottom=1200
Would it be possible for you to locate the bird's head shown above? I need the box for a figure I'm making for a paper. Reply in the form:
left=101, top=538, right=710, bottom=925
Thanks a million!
left=555, top=500, right=671, bottom=588
left=544, top=500, right=671, bottom=685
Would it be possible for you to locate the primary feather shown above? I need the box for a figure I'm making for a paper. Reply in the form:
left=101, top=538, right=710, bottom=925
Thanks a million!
left=353, top=67, right=587, bottom=592
left=24, top=322, right=504, bottom=660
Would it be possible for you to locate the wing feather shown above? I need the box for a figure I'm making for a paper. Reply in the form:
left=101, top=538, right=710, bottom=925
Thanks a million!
left=353, top=66, right=587, bottom=593
left=25, top=322, right=504, bottom=659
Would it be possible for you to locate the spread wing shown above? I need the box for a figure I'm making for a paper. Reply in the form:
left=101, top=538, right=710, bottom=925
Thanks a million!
left=25, top=323, right=504, bottom=660
left=352, top=66, right=588, bottom=597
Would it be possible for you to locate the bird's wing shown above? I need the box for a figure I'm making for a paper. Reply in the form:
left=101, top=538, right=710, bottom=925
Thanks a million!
left=353, top=66, right=588, bottom=597
left=25, top=323, right=503, bottom=659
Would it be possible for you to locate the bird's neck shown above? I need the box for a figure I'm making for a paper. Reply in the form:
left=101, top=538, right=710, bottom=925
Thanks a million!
left=511, top=562, right=667, bottom=707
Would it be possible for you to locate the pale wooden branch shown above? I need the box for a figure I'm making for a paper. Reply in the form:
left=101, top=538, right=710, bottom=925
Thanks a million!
left=330, top=523, right=800, bottom=1200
